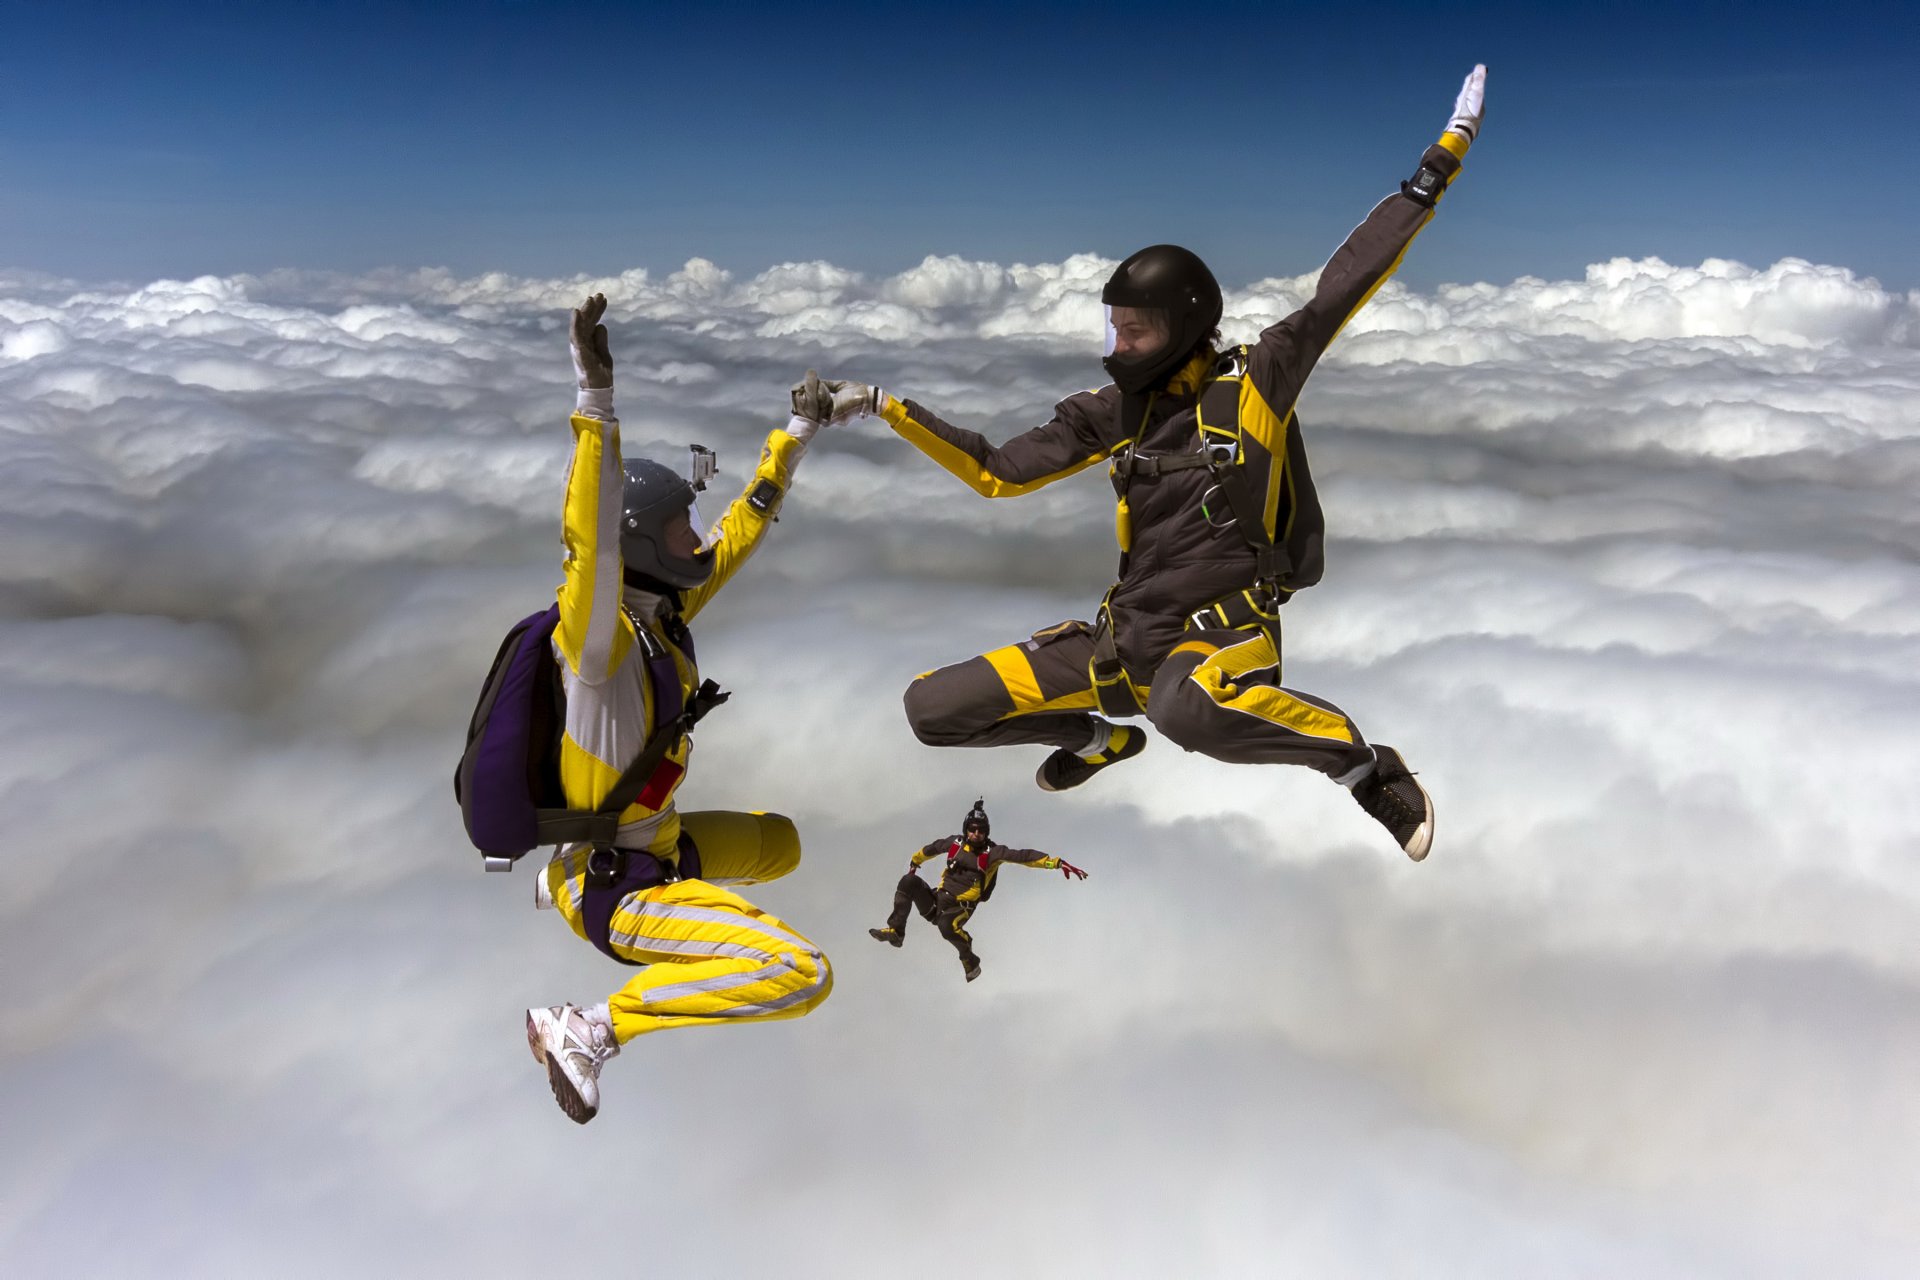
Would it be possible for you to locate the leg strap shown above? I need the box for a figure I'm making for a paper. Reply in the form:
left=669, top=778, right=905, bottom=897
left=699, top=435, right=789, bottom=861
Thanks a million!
left=580, top=831, right=703, bottom=966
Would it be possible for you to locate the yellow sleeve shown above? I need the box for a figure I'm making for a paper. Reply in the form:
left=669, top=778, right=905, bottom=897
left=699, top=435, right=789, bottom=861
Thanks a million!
left=554, top=412, right=635, bottom=684
left=680, top=428, right=805, bottom=623
left=879, top=394, right=1114, bottom=499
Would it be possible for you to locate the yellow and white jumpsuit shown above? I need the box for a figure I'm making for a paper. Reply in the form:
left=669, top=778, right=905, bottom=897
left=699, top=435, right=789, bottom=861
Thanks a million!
left=539, top=410, right=831, bottom=1043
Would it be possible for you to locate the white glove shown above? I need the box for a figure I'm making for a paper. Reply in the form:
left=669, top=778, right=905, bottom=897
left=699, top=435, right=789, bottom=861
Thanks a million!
left=1445, top=64, right=1486, bottom=146
left=570, top=293, right=615, bottom=417
left=782, top=413, right=823, bottom=445
left=821, top=378, right=885, bottom=424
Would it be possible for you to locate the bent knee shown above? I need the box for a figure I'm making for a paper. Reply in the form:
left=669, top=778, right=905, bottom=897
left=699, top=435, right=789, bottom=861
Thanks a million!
left=752, top=813, right=802, bottom=881
left=680, top=810, right=802, bottom=885
left=903, top=668, right=973, bottom=745
left=785, top=944, right=833, bottom=1013
left=1146, top=680, right=1213, bottom=752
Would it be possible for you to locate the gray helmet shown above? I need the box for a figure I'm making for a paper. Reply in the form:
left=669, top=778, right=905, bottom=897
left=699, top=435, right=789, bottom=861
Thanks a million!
left=621, top=457, right=713, bottom=589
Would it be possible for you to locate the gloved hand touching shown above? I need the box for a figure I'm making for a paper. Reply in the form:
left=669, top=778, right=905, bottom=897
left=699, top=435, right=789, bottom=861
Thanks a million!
left=785, top=369, right=830, bottom=444
left=1057, top=859, right=1088, bottom=881
left=821, top=378, right=886, bottom=425
left=570, top=293, right=615, bottom=417
left=1444, top=64, right=1486, bottom=148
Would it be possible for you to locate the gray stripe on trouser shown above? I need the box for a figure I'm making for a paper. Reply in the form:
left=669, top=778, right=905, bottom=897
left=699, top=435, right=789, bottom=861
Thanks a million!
left=606, top=931, right=772, bottom=962
left=615, top=897, right=816, bottom=956
left=609, top=894, right=828, bottom=1014
left=707, top=953, right=830, bottom=1016
left=641, top=954, right=813, bottom=1007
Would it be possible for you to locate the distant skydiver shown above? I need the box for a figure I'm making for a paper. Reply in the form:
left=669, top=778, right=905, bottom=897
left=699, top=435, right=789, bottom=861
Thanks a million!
left=868, top=798, right=1087, bottom=983
left=518, top=295, right=838, bottom=1124
left=800, top=66, right=1488, bottom=863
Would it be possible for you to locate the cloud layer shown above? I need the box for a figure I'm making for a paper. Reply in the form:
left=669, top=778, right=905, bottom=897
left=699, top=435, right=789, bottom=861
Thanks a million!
left=2, top=252, right=1917, bottom=1277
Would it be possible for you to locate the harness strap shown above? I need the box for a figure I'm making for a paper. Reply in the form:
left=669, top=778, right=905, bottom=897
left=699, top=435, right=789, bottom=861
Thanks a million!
left=1088, top=595, right=1143, bottom=717
left=580, top=830, right=704, bottom=965
left=534, top=614, right=730, bottom=850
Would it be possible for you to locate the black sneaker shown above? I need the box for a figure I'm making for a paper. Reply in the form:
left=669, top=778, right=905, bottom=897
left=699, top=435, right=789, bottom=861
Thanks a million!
left=1351, top=744, right=1435, bottom=862
left=962, top=959, right=982, bottom=983
left=1037, top=724, right=1147, bottom=793
left=868, top=927, right=903, bottom=948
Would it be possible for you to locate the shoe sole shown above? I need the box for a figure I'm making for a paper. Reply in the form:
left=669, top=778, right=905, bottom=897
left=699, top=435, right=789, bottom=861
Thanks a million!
left=1403, top=776, right=1436, bottom=863
left=1035, top=734, right=1146, bottom=793
left=526, top=1011, right=598, bottom=1124
left=545, top=1054, right=596, bottom=1124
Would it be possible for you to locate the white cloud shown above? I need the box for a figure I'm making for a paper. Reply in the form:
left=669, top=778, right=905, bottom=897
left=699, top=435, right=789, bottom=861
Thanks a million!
left=1, top=252, right=1918, bottom=1278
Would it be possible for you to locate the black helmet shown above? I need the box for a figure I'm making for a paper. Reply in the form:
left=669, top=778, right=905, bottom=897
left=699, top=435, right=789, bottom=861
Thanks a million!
left=961, top=797, right=990, bottom=840
left=1100, top=244, right=1223, bottom=394
left=620, top=457, right=713, bottom=590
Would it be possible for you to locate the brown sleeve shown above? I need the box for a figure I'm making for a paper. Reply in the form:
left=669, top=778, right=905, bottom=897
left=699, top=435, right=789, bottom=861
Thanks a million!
left=879, top=390, right=1120, bottom=498
left=1247, top=143, right=1463, bottom=418
left=988, top=843, right=1055, bottom=868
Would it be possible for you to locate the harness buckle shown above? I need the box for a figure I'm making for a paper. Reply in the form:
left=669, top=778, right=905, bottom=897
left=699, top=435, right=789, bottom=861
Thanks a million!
left=584, top=845, right=626, bottom=890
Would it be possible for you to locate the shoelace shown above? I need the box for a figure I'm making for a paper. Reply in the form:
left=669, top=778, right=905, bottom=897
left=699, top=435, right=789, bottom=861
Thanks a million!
left=1366, top=774, right=1422, bottom=832
left=563, top=1021, right=616, bottom=1074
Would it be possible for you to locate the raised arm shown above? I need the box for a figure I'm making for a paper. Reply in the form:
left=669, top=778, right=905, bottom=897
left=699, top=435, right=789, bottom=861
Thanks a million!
left=678, top=426, right=806, bottom=623
left=1247, top=65, right=1487, bottom=418
left=554, top=294, right=633, bottom=685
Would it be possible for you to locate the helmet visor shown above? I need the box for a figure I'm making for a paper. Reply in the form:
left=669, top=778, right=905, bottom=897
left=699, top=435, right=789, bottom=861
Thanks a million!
left=1103, top=304, right=1171, bottom=360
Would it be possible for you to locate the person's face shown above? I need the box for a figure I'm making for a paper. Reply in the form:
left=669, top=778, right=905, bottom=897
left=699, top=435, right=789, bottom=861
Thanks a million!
left=963, top=826, right=987, bottom=848
left=1107, top=306, right=1170, bottom=359
left=662, top=508, right=704, bottom=560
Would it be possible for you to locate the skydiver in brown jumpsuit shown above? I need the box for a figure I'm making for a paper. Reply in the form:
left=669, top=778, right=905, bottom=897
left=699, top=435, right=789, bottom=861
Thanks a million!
left=868, top=800, right=1086, bottom=983
left=805, top=67, right=1490, bottom=863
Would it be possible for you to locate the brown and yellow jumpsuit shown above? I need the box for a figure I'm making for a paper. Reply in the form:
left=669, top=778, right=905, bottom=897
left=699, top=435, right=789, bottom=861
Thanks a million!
left=884, top=836, right=1064, bottom=969
left=885, top=135, right=1472, bottom=785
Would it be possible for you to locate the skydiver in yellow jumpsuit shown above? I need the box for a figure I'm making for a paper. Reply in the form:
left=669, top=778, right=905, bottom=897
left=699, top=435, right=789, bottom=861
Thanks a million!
left=523, top=295, right=835, bottom=1124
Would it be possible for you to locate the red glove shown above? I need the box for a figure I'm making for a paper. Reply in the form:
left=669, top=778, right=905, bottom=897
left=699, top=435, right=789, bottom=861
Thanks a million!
left=1058, top=860, right=1088, bottom=881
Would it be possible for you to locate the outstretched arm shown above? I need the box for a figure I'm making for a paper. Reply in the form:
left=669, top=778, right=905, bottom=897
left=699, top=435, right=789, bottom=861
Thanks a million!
left=798, top=375, right=1123, bottom=498
left=990, top=846, right=1087, bottom=879
left=1247, top=65, right=1487, bottom=419
left=678, top=425, right=807, bottom=623
left=679, top=374, right=841, bottom=622
left=878, top=392, right=1120, bottom=498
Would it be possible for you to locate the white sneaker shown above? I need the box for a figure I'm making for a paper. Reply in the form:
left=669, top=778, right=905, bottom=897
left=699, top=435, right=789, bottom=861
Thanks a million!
left=524, top=1004, right=618, bottom=1124
left=534, top=863, right=555, bottom=910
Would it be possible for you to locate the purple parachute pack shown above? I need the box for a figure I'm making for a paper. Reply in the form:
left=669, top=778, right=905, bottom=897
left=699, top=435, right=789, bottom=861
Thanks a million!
left=453, top=603, right=725, bottom=869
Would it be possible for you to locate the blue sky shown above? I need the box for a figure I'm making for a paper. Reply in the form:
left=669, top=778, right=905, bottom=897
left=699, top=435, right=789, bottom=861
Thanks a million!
left=2, top=0, right=1914, bottom=288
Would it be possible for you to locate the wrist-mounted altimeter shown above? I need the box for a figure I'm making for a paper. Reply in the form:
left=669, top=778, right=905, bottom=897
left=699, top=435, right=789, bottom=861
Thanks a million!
left=1401, top=165, right=1446, bottom=208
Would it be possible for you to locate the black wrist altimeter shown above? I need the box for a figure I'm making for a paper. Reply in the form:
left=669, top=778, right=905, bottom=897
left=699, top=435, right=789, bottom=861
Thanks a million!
left=1401, top=164, right=1447, bottom=208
